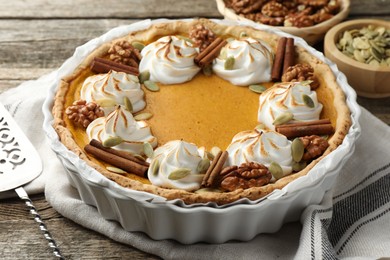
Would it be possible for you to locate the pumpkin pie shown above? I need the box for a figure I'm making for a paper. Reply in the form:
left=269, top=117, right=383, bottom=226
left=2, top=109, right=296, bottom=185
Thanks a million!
left=52, top=19, right=351, bottom=205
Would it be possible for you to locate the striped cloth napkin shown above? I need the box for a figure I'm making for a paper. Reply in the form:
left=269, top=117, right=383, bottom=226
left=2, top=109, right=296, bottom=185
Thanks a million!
left=1, top=73, right=389, bottom=259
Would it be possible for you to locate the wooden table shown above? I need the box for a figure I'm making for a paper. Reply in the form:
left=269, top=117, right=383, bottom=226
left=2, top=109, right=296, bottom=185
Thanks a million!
left=0, top=1, right=389, bottom=259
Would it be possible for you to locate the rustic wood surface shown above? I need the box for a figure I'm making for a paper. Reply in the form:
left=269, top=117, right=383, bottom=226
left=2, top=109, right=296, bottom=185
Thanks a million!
left=0, top=0, right=389, bottom=259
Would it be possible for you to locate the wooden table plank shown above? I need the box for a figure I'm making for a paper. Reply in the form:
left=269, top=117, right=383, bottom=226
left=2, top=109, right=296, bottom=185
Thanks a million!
left=0, top=194, right=159, bottom=259
left=0, top=0, right=389, bottom=18
left=0, top=0, right=221, bottom=18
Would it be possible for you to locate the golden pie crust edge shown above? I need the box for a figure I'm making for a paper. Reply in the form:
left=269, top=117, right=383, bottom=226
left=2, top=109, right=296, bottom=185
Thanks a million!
left=52, top=19, right=352, bottom=205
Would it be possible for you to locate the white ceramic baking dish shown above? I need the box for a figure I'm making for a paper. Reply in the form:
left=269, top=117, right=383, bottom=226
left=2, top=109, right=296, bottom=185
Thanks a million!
left=42, top=19, right=361, bottom=244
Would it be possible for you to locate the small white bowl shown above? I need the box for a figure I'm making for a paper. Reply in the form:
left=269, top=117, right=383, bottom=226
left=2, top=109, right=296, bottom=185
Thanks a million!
left=324, top=19, right=390, bottom=98
left=215, top=0, right=350, bottom=45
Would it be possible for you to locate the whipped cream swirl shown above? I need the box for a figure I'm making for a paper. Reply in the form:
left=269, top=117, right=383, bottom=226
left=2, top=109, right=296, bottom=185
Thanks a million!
left=213, top=37, right=273, bottom=86
left=86, top=106, right=157, bottom=154
left=148, top=140, right=205, bottom=191
left=227, top=129, right=293, bottom=177
left=139, top=36, right=200, bottom=84
left=258, top=82, right=323, bottom=130
left=80, top=70, right=145, bottom=114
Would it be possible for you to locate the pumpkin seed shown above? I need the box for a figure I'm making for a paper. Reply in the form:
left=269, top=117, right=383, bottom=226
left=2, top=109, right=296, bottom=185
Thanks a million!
left=210, top=146, right=221, bottom=157
left=273, top=112, right=294, bottom=126
left=134, top=112, right=153, bottom=121
left=224, top=56, right=235, bottom=70
left=291, top=138, right=304, bottom=162
left=370, top=47, right=383, bottom=61
left=376, top=26, right=386, bottom=36
left=133, top=154, right=146, bottom=161
left=353, top=37, right=370, bottom=49
left=144, top=80, right=160, bottom=92
left=168, top=168, right=191, bottom=180
left=150, top=160, right=160, bottom=177
left=255, top=123, right=266, bottom=130
left=360, top=49, right=371, bottom=59
left=138, top=70, right=150, bottom=84
left=368, top=59, right=380, bottom=66
left=302, top=94, right=315, bottom=108
left=269, top=161, right=283, bottom=180
left=321, top=135, right=329, bottom=140
left=106, top=166, right=127, bottom=175
left=205, top=151, right=215, bottom=160
left=131, top=41, right=145, bottom=51
left=343, top=30, right=353, bottom=42
left=103, top=136, right=123, bottom=147
left=202, top=64, right=213, bottom=76
left=197, top=158, right=210, bottom=174
left=95, top=98, right=116, bottom=107
left=370, top=40, right=385, bottom=54
left=249, top=84, right=267, bottom=94
left=348, top=29, right=360, bottom=37
left=353, top=49, right=366, bottom=63
left=239, top=31, right=248, bottom=38
left=339, top=38, right=348, bottom=48
left=345, top=46, right=355, bottom=55
left=123, top=97, right=133, bottom=112
left=300, top=80, right=313, bottom=86
left=292, top=161, right=307, bottom=172
left=219, top=48, right=227, bottom=60
left=143, top=142, right=154, bottom=158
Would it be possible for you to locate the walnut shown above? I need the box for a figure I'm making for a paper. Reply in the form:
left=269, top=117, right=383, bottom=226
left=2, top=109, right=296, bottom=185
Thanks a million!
left=65, top=100, right=104, bottom=128
left=281, top=0, right=298, bottom=10
left=284, top=8, right=315, bottom=27
left=107, top=40, right=141, bottom=68
left=297, top=0, right=329, bottom=8
left=322, top=0, right=340, bottom=14
left=189, top=24, right=216, bottom=52
left=300, top=135, right=329, bottom=161
left=281, top=63, right=320, bottom=90
left=244, top=13, right=285, bottom=26
left=220, top=162, right=272, bottom=191
left=311, top=12, right=334, bottom=24
left=225, top=0, right=265, bottom=14
left=261, top=1, right=288, bottom=17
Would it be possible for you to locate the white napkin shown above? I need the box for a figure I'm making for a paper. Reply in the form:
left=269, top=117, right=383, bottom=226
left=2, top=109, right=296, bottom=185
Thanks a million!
left=1, top=73, right=389, bottom=259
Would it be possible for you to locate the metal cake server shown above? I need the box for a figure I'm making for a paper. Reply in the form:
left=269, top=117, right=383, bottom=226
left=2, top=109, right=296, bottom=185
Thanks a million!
left=0, top=102, right=64, bottom=259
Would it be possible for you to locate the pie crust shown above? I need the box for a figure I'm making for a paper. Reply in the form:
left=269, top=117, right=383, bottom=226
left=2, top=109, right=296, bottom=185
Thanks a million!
left=52, top=19, right=351, bottom=205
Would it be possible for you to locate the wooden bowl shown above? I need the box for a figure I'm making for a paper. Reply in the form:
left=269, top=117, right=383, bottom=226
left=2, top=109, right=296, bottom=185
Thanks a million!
left=324, top=19, right=390, bottom=98
left=215, top=0, right=350, bottom=45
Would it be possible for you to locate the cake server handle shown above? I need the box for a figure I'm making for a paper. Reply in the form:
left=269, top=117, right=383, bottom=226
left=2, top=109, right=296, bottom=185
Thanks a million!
left=15, top=187, right=65, bottom=259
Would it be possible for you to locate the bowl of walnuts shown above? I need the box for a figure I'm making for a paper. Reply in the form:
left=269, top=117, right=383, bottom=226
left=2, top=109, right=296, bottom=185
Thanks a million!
left=216, top=0, right=350, bottom=45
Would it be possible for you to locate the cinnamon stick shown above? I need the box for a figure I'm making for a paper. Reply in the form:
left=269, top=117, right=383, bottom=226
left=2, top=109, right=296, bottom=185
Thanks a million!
left=90, top=57, right=139, bottom=76
left=283, top=37, right=295, bottom=75
left=275, top=119, right=334, bottom=139
left=271, top=37, right=287, bottom=82
left=276, top=119, right=331, bottom=129
left=89, top=139, right=149, bottom=167
left=194, top=37, right=227, bottom=68
left=84, top=144, right=148, bottom=177
left=201, top=150, right=229, bottom=188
